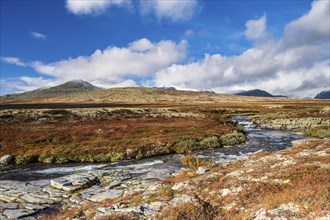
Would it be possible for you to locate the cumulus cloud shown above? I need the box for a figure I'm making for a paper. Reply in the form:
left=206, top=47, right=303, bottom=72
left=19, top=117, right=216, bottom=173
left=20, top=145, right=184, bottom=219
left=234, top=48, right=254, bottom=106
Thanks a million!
left=1, top=57, right=27, bottom=67
left=140, top=0, right=198, bottom=21
left=66, top=0, right=130, bottom=15
left=0, top=77, right=58, bottom=94
left=65, top=0, right=198, bottom=21
left=154, top=0, right=330, bottom=97
left=244, top=15, right=267, bottom=40
left=283, top=0, right=330, bottom=47
left=29, top=38, right=187, bottom=83
left=31, top=31, right=47, bottom=40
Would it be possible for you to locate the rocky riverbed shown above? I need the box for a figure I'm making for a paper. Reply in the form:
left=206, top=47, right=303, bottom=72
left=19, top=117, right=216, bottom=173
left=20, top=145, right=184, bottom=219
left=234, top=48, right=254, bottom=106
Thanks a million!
left=0, top=117, right=306, bottom=219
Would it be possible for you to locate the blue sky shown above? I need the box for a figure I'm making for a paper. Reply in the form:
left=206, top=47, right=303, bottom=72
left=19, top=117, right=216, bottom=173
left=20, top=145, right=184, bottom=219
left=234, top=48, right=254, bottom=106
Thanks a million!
left=1, top=0, right=329, bottom=97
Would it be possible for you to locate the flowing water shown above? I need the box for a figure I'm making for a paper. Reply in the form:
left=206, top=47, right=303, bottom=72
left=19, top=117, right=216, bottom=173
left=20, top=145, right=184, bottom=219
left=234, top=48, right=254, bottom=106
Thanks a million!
left=0, top=116, right=305, bottom=181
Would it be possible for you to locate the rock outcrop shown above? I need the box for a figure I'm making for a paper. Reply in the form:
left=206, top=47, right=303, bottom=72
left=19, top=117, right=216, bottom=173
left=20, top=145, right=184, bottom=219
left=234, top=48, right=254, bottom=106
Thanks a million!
left=0, top=155, right=14, bottom=165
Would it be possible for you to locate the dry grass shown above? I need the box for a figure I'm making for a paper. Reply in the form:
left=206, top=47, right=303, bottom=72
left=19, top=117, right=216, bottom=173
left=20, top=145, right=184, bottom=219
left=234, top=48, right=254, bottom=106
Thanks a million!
left=180, top=155, right=214, bottom=170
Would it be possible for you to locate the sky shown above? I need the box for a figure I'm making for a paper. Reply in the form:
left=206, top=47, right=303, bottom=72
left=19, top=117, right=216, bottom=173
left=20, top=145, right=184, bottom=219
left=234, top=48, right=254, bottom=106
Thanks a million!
left=0, top=0, right=329, bottom=97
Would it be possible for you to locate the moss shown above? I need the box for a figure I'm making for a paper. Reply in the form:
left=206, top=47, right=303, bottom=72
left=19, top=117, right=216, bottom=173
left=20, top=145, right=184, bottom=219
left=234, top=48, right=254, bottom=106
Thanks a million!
left=15, top=154, right=39, bottom=165
left=174, top=136, right=200, bottom=154
left=38, top=155, right=55, bottom=163
left=200, top=136, right=221, bottom=149
left=305, top=126, right=330, bottom=138
left=220, top=130, right=246, bottom=146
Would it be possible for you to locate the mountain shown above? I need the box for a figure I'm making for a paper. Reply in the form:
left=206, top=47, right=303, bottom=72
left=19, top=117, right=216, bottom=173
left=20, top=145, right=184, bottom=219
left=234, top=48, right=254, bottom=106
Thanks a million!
left=235, top=89, right=274, bottom=97
left=314, top=90, right=330, bottom=99
left=154, top=85, right=177, bottom=91
left=37, top=80, right=100, bottom=95
left=1, top=80, right=101, bottom=101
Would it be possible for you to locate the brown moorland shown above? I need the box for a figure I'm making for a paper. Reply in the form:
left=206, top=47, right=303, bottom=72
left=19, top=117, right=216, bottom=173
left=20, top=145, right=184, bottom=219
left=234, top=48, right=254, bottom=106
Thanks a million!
left=1, top=87, right=329, bottom=164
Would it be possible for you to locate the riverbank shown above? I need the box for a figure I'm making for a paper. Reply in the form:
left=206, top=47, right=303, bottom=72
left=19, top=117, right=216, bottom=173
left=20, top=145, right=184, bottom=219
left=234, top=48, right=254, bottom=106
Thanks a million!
left=0, top=117, right=308, bottom=219
left=45, top=138, right=329, bottom=220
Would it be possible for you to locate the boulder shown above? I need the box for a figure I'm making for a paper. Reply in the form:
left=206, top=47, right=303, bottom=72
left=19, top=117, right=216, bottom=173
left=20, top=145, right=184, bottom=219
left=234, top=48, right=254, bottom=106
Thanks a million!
left=0, top=155, right=14, bottom=165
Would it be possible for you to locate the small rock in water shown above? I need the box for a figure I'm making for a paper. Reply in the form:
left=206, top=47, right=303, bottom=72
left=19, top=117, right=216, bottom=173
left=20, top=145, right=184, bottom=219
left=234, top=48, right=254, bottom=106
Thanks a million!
left=0, top=155, right=14, bottom=165
left=197, top=166, right=210, bottom=174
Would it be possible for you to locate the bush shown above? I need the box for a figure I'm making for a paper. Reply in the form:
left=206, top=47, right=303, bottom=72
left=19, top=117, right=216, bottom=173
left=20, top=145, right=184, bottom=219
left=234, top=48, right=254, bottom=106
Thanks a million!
left=38, top=155, right=55, bottom=163
left=200, top=136, right=221, bottom=149
left=15, top=154, right=39, bottom=165
left=220, top=130, right=246, bottom=146
left=175, top=136, right=200, bottom=154
left=180, top=155, right=214, bottom=170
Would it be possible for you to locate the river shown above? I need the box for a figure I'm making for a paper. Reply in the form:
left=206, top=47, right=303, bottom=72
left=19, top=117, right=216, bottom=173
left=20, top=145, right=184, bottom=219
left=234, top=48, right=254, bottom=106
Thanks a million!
left=0, top=116, right=304, bottom=181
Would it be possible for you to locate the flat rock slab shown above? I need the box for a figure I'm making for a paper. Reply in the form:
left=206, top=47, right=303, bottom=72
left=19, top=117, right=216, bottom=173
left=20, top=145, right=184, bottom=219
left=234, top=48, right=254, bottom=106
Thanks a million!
left=23, top=203, right=47, bottom=210
left=21, top=194, right=53, bottom=205
left=89, top=190, right=123, bottom=202
left=0, top=201, right=19, bottom=211
left=42, top=187, right=66, bottom=198
left=50, top=173, right=99, bottom=192
left=3, top=209, right=37, bottom=219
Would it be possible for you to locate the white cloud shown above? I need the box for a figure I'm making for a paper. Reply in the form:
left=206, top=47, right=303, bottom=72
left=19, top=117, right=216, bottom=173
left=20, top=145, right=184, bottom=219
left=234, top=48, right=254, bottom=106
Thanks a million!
left=92, top=79, right=140, bottom=88
left=244, top=15, right=267, bottom=40
left=66, top=0, right=130, bottom=15
left=65, top=0, right=198, bottom=21
left=1, top=57, right=27, bottom=67
left=30, top=38, right=187, bottom=83
left=155, top=1, right=330, bottom=97
left=284, top=0, right=330, bottom=47
left=140, top=0, right=198, bottom=21
left=184, top=29, right=194, bottom=38
left=31, top=32, right=47, bottom=40
left=0, top=77, right=58, bottom=94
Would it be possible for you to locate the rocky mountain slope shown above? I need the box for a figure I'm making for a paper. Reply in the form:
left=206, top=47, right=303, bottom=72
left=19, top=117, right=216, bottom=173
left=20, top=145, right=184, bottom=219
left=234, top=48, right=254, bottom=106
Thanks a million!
left=314, top=90, right=330, bottom=99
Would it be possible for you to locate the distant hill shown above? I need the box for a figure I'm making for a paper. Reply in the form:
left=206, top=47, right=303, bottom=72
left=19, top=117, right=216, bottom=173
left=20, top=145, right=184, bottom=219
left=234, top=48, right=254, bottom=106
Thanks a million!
left=1, top=80, right=101, bottom=101
left=314, top=90, right=330, bottom=99
left=235, top=89, right=274, bottom=97
left=154, top=86, right=177, bottom=91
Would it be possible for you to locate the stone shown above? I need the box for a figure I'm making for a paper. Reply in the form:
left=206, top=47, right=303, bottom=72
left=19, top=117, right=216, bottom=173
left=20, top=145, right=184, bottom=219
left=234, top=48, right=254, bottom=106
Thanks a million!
left=50, top=178, right=72, bottom=190
left=94, top=207, right=115, bottom=218
left=108, top=180, right=122, bottom=189
left=0, top=193, right=18, bottom=203
left=3, top=209, right=37, bottom=219
left=197, top=166, right=210, bottom=174
left=23, top=203, right=46, bottom=210
left=80, top=185, right=104, bottom=200
left=141, top=202, right=164, bottom=215
left=62, top=185, right=82, bottom=192
left=0, top=155, right=14, bottom=165
left=171, top=181, right=189, bottom=191
left=169, top=195, right=193, bottom=206
left=89, top=190, right=123, bottom=202
left=115, top=206, right=143, bottom=215
left=69, top=195, right=85, bottom=204
left=50, top=174, right=99, bottom=192
left=43, top=187, right=66, bottom=198
left=21, top=194, right=53, bottom=204
left=0, top=201, right=18, bottom=211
